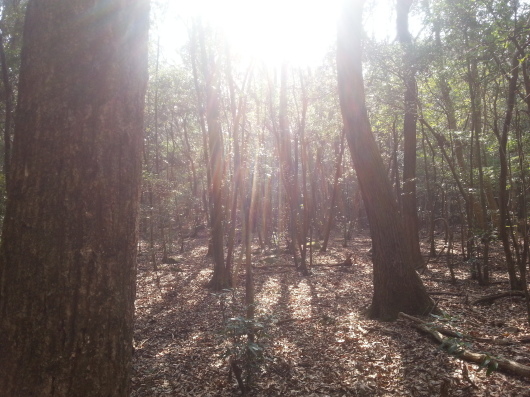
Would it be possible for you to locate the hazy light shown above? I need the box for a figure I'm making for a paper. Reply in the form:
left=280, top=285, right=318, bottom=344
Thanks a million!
left=154, top=0, right=396, bottom=67
left=155, top=0, right=340, bottom=67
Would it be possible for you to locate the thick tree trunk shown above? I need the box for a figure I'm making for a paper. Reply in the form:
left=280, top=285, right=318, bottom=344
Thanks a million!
left=0, top=30, right=13, bottom=190
left=0, top=1, right=149, bottom=395
left=337, top=0, right=434, bottom=320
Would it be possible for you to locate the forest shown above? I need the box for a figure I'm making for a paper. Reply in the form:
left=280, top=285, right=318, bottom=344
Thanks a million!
left=0, top=0, right=530, bottom=396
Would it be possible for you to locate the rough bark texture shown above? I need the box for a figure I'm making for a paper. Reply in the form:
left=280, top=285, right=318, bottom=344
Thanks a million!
left=337, top=0, right=434, bottom=320
left=0, top=0, right=149, bottom=395
left=0, top=29, right=13, bottom=190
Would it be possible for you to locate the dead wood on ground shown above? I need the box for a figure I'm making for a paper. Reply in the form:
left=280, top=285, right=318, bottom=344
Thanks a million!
left=399, top=312, right=530, bottom=378
left=473, top=291, right=526, bottom=305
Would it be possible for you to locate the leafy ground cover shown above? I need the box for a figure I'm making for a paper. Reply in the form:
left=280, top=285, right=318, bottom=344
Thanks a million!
left=132, top=231, right=530, bottom=396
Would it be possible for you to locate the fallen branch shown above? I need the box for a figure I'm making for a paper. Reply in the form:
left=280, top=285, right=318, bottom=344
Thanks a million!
left=399, top=312, right=530, bottom=378
left=398, top=312, right=517, bottom=345
left=398, top=312, right=463, bottom=339
left=473, top=291, right=525, bottom=305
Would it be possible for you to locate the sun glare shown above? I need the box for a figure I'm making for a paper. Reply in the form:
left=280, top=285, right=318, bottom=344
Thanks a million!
left=156, top=0, right=342, bottom=67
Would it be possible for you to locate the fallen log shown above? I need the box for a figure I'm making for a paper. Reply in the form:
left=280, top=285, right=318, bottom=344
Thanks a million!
left=399, top=312, right=530, bottom=378
left=398, top=312, right=518, bottom=345
left=473, top=291, right=525, bottom=305
left=398, top=312, right=462, bottom=338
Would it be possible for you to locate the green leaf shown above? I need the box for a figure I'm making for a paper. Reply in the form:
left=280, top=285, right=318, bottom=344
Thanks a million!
left=486, top=361, right=498, bottom=376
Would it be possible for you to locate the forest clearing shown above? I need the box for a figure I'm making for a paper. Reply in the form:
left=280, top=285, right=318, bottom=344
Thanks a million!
left=131, top=231, right=530, bottom=396
left=2, top=0, right=530, bottom=395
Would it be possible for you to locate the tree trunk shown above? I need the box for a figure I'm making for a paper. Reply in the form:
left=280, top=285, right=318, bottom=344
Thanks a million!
left=277, top=64, right=308, bottom=275
left=420, top=125, right=437, bottom=258
left=321, top=129, right=345, bottom=252
left=195, top=21, right=230, bottom=290
left=337, top=0, right=434, bottom=320
left=494, top=52, right=521, bottom=290
left=224, top=54, right=249, bottom=275
left=397, top=0, right=423, bottom=269
left=0, top=1, right=149, bottom=395
left=0, top=30, right=13, bottom=190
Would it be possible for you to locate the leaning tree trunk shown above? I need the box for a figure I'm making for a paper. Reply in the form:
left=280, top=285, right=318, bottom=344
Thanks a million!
left=0, top=1, right=149, bottom=395
left=337, top=0, right=434, bottom=320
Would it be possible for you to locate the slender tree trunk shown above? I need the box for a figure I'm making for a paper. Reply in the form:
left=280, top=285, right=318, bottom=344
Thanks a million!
left=190, top=22, right=212, bottom=228
left=179, top=119, right=202, bottom=228
left=515, top=115, right=530, bottom=323
left=148, top=181, right=158, bottom=271
left=0, top=1, right=149, bottom=394
left=337, top=0, right=434, bottom=320
left=277, top=64, right=308, bottom=275
left=197, top=22, right=230, bottom=290
left=321, top=129, right=346, bottom=252
left=397, top=0, right=423, bottom=269
left=494, top=52, right=521, bottom=290
left=224, top=56, right=250, bottom=273
left=421, top=124, right=437, bottom=258
left=421, top=115, right=472, bottom=263
left=298, top=72, right=310, bottom=269
left=517, top=49, right=530, bottom=323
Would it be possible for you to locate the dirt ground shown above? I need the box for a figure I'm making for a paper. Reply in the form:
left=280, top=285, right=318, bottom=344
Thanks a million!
left=131, top=231, right=530, bottom=396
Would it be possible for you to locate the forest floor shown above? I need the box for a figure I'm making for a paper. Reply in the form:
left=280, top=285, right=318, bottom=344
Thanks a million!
left=131, top=229, right=530, bottom=396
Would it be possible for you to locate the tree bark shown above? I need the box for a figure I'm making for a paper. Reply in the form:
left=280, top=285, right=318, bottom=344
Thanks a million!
left=0, top=1, right=149, bottom=395
left=337, top=0, right=434, bottom=320
left=195, top=20, right=231, bottom=290
left=397, top=0, right=423, bottom=269
left=277, top=64, right=308, bottom=275
left=0, top=29, right=13, bottom=191
left=494, top=52, right=521, bottom=290
left=321, top=128, right=345, bottom=252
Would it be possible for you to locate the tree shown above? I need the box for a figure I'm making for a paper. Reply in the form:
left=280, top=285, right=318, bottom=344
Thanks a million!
left=195, top=20, right=231, bottom=290
left=397, top=0, right=423, bottom=269
left=0, top=0, right=149, bottom=395
left=337, top=0, right=434, bottom=320
left=276, top=64, right=309, bottom=275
